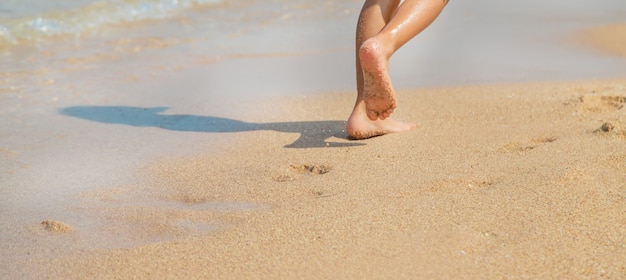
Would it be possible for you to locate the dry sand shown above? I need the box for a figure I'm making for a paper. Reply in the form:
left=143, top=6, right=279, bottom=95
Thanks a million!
left=9, top=24, right=626, bottom=279
left=576, top=23, right=626, bottom=57
left=20, top=77, right=626, bottom=279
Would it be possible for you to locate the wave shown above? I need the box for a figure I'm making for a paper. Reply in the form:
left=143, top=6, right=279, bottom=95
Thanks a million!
left=0, top=0, right=223, bottom=46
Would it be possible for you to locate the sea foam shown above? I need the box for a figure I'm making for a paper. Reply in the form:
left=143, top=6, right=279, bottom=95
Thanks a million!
left=0, top=0, right=223, bottom=46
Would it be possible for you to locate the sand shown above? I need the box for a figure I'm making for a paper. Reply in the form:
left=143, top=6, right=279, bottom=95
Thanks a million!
left=576, top=24, right=626, bottom=57
left=13, top=77, right=625, bottom=279
left=40, top=220, right=74, bottom=233
left=2, top=8, right=626, bottom=280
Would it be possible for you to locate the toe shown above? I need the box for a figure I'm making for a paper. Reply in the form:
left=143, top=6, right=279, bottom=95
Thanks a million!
left=380, top=107, right=394, bottom=119
left=366, top=109, right=379, bottom=121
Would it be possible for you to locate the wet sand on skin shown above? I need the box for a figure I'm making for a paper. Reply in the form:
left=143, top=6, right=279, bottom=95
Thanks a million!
left=23, top=78, right=626, bottom=279
left=13, top=24, right=626, bottom=278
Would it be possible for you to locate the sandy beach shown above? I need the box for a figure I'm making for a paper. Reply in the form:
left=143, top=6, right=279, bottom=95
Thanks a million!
left=11, top=77, right=626, bottom=279
left=1, top=1, right=626, bottom=279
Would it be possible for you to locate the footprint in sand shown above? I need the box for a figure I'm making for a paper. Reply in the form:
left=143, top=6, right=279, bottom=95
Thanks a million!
left=271, top=164, right=332, bottom=182
left=593, top=121, right=626, bottom=139
left=577, top=94, right=626, bottom=113
left=290, top=164, right=331, bottom=175
left=41, top=220, right=74, bottom=233
left=574, top=91, right=626, bottom=138
left=499, top=136, right=557, bottom=153
left=312, top=190, right=335, bottom=198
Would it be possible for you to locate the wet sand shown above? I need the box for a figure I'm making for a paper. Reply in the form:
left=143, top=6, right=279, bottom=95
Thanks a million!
left=17, top=77, right=626, bottom=279
left=2, top=4, right=626, bottom=279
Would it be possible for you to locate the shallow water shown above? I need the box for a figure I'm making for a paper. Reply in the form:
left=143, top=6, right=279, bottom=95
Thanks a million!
left=2, top=0, right=625, bottom=97
left=0, top=0, right=223, bottom=44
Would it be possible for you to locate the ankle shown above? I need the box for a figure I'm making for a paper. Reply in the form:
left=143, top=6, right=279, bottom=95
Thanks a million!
left=360, top=37, right=393, bottom=61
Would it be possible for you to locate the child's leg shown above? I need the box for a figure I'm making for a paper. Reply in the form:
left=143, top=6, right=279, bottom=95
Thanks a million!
left=360, top=0, right=449, bottom=120
left=347, top=0, right=448, bottom=139
left=355, top=0, right=401, bottom=97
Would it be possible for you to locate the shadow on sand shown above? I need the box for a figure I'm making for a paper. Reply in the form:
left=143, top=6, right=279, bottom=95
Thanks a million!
left=60, top=106, right=364, bottom=148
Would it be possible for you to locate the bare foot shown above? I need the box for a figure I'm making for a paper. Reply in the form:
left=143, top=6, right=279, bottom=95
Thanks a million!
left=346, top=102, right=415, bottom=140
left=359, top=38, right=396, bottom=120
